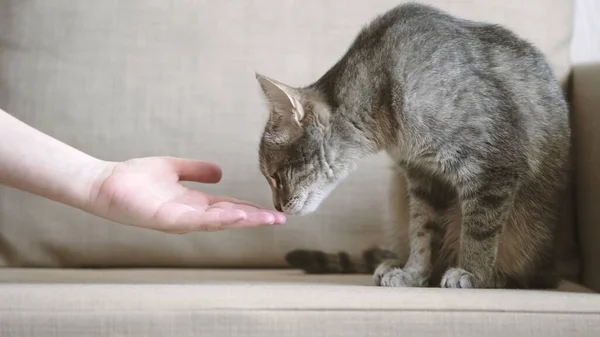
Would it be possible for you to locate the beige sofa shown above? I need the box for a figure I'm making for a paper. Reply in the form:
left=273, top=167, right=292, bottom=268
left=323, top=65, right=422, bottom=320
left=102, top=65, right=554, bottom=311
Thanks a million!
left=1, top=1, right=599, bottom=336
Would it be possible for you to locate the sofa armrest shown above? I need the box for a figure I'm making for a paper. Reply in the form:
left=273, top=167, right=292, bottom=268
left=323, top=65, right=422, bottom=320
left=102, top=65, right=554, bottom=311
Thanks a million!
left=572, top=63, right=600, bottom=292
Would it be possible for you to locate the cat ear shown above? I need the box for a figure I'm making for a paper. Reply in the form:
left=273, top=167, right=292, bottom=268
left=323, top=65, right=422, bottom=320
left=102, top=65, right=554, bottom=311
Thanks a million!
left=255, top=73, right=305, bottom=125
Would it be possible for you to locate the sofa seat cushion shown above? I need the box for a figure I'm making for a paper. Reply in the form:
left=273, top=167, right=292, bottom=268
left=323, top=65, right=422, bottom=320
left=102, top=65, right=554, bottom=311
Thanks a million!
left=0, top=269, right=598, bottom=337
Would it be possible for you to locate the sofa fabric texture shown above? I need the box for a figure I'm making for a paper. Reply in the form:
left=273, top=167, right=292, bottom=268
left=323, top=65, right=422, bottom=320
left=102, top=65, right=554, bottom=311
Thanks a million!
left=0, top=269, right=599, bottom=337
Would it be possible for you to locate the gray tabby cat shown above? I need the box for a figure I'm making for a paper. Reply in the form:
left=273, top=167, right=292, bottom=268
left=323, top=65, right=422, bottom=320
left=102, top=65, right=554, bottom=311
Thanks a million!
left=255, top=3, right=570, bottom=289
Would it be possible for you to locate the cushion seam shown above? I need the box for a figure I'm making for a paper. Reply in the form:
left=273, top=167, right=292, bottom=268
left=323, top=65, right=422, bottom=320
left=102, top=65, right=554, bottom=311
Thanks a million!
left=0, top=309, right=599, bottom=314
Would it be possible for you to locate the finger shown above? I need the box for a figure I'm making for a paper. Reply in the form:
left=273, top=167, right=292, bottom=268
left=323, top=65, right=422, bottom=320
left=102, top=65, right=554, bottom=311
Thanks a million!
left=166, top=157, right=223, bottom=183
left=219, top=210, right=278, bottom=229
left=272, top=211, right=286, bottom=224
left=218, top=215, right=273, bottom=229
left=211, top=201, right=286, bottom=225
left=174, top=208, right=247, bottom=230
left=200, top=227, right=221, bottom=232
left=239, top=209, right=286, bottom=225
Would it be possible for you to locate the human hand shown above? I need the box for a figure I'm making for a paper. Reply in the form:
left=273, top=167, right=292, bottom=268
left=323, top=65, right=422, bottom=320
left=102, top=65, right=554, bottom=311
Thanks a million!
left=88, top=157, right=286, bottom=233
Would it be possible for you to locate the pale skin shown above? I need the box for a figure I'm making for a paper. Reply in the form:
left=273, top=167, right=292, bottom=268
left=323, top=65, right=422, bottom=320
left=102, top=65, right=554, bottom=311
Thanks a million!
left=0, top=109, right=286, bottom=233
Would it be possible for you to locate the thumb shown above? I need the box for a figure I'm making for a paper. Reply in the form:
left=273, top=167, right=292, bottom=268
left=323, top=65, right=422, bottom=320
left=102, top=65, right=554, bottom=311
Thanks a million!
left=165, top=157, right=223, bottom=183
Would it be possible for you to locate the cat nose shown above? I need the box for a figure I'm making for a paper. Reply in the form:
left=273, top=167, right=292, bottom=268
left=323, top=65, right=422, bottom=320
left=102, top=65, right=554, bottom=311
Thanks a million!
left=274, top=202, right=282, bottom=212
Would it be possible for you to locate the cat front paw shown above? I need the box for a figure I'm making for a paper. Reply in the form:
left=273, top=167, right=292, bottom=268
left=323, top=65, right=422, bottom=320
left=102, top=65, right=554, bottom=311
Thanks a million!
left=441, top=268, right=479, bottom=288
left=373, top=259, right=398, bottom=285
left=379, top=268, right=427, bottom=287
left=373, top=260, right=427, bottom=287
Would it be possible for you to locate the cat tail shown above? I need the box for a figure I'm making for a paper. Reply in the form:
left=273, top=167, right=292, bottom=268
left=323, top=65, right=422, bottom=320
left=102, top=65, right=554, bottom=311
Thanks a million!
left=284, top=246, right=398, bottom=274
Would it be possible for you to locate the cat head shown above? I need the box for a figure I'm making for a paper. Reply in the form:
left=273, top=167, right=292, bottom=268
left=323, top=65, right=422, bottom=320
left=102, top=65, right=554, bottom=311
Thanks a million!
left=255, top=74, right=363, bottom=215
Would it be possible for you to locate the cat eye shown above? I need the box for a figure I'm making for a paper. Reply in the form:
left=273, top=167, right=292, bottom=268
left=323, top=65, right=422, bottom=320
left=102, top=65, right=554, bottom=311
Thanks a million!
left=272, top=173, right=282, bottom=189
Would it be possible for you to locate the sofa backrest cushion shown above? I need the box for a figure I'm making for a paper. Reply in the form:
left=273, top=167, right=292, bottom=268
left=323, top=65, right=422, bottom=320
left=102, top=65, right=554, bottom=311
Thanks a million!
left=0, top=0, right=576, bottom=271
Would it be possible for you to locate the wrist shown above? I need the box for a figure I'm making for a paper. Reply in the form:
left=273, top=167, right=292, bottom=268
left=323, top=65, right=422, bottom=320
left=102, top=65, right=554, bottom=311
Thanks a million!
left=80, top=159, right=118, bottom=215
left=36, top=155, right=117, bottom=214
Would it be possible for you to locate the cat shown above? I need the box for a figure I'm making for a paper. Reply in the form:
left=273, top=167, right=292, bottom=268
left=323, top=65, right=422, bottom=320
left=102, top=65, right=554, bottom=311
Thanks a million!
left=255, top=3, right=571, bottom=289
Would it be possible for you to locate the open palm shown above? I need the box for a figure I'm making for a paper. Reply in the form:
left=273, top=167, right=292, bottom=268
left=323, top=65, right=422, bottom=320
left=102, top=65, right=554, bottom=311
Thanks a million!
left=90, top=157, right=285, bottom=233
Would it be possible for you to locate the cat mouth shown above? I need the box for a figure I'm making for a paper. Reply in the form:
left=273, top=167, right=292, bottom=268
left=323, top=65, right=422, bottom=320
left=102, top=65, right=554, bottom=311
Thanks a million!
left=283, top=192, right=316, bottom=215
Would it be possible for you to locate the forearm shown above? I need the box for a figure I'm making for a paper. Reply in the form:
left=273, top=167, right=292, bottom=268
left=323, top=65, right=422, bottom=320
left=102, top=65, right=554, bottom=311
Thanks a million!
left=0, top=108, right=109, bottom=211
